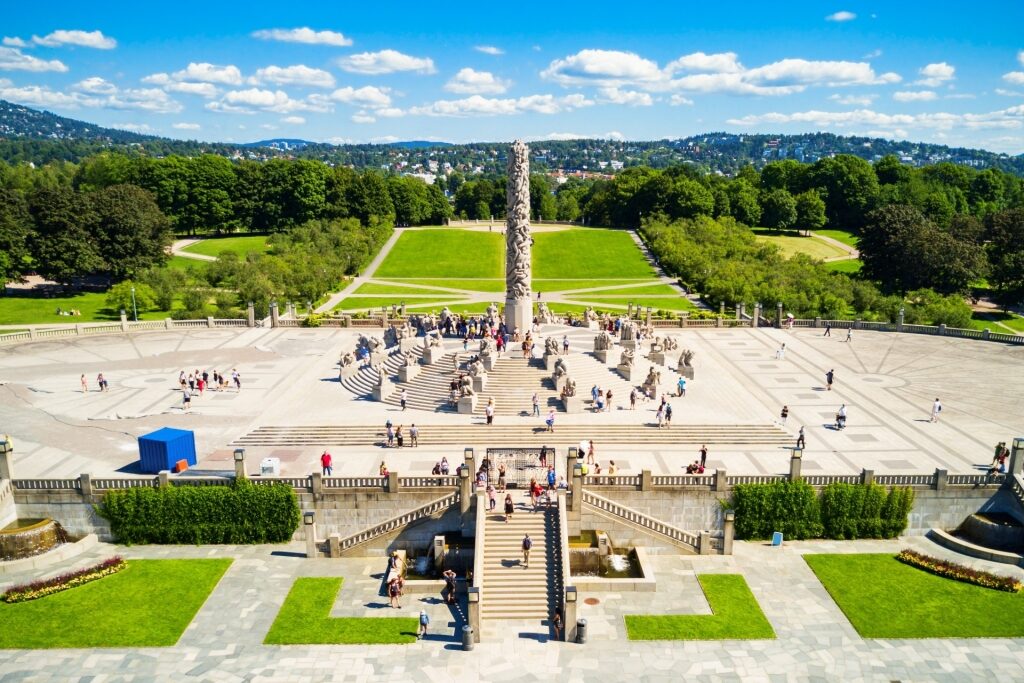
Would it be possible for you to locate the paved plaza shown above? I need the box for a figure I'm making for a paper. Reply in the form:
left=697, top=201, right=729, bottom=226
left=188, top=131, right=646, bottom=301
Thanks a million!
left=0, top=325, right=1021, bottom=480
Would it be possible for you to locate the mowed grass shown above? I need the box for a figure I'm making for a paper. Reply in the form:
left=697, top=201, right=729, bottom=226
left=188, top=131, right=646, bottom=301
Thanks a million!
left=0, top=291, right=177, bottom=325
left=561, top=283, right=678, bottom=296
left=968, top=311, right=1024, bottom=333
left=625, top=574, right=775, bottom=640
left=333, top=296, right=463, bottom=312
left=533, top=229, right=656, bottom=279
left=813, top=228, right=860, bottom=248
left=825, top=259, right=863, bottom=274
left=375, top=279, right=506, bottom=293
left=354, top=282, right=460, bottom=295
left=0, top=559, right=231, bottom=648
left=805, top=553, right=1024, bottom=638
left=265, top=578, right=416, bottom=645
left=180, top=236, right=270, bottom=258
left=569, top=296, right=697, bottom=311
left=165, top=255, right=211, bottom=273
left=753, top=232, right=849, bottom=260
left=374, top=230, right=504, bottom=278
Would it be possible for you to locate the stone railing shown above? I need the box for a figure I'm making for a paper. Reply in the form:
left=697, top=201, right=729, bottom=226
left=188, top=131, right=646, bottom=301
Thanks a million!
left=651, top=474, right=714, bottom=487
left=1012, top=474, right=1024, bottom=509
left=471, top=490, right=487, bottom=637
left=0, top=477, right=13, bottom=509
left=323, top=476, right=386, bottom=489
left=582, top=474, right=640, bottom=488
left=91, top=477, right=159, bottom=490
left=399, top=476, right=460, bottom=489
left=558, top=490, right=571, bottom=593
left=725, top=474, right=787, bottom=486
left=336, top=490, right=459, bottom=555
left=12, top=478, right=81, bottom=491
left=582, top=489, right=699, bottom=552
left=0, top=317, right=251, bottom=346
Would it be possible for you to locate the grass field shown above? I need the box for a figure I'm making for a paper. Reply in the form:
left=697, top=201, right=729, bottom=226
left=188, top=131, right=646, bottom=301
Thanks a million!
left=333, top=296, right=463, bottom=312
left=374, top=230, right=505, bottom=278
left=165, top=255, right=211, bottom=273
left=0, top=559, right=231, bottom=648
left=625, top=574, right=775, bottom=640
left=264, top=578, right=416, bottom=645
left=354, top=282, right=460, bottom=295
left=814, top=229, right=860, bottom=248
left=969, top=311, right=1024, bottom=333
left=804, top=553, right=1024, bottom=638
left=825, top=259, right=863, bottom=274
left=374, top=278, right=506, bottom=293
left=568, top=296, right=697, bottom=311
left=754, top=232, right=849, bottom=260
left=533, top=229, right=655, bottom=279
left=0, top=291, right=178, bottom=325
left=180, top=236, right=270, bottom=258
left=563, top=283, right=678, bottom=296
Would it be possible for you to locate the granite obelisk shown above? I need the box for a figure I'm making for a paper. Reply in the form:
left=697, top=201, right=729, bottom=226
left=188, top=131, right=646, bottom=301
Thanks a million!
left=504, top=140, right=532, bottom=334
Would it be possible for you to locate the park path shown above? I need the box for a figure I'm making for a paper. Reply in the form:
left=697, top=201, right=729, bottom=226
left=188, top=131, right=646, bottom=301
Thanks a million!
left=316, top=228, right=406, bottom=313
left=170, top=239, right=217, bottom=262
left=809, top=231, right=860, bottom=263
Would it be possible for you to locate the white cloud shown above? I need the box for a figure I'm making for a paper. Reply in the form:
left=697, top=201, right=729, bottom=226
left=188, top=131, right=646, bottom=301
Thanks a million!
left=103, top=87, right=182, bottom=113
left=893, top=90, right=937, bottom=102
left=74, top=76, right=117, bottom=95
left=539, top=130, right=626, bottom=141
left=863, top=49, right=883, bottom=59
left=670, top=94, right=694, bottom=106
left=407, top=93, right=593, bottom=117
left=281, top=115, right=305, bottom=124
left=444, top=68, right=511, bottom=95
left=216, top=88, right=330, bottom=114
left=598, top=86, right=653, bottom=106
left=995, top=88, right=1024, bottom=97
left=2, top=37, right=28, bottom=48
left=337, top=49, right=436, bottom=75
left=1019, top=50, right=1024, bottom=67
left=944, top=93, right=975, bottom=100
left=250, top=64, right=335, bottom=88
left=171, top=62, right=242, bottom=85
left=251, top=28, right=352, bottom=47
left=330, top=85, right=392, bottom=108
left=0, top=47, right=68, bottom=72
left=140, top=72, right=219, bottom=98
left=172, top=122, right=200, bottom=130
left=541, top=49, right=664, bottom=86
left=111, top=122, right=152, bottom=133
left=1003, top=71, right=1024, bottom=85
left=666, top=52, right=743, bottom=74
left=371, top=135, right=400, bottom=144
left=375, top=107, right=404, bottom=118
left=726, top=105, right=1024, bottom=132
left=914, top=62, right=955, bottom=87
left=825, top=11, right=857, bottom=22
left=743, top=59, right=900, bottom=87
left=32, top=29, right=116, bottom=49
left=475, top=45, right=503, bottom=56
left=351, top=112, right=377, bottom=124
left=260, top=123, right=277, bottom=130
left=0, top=83, right=80, bottom=107
left=829, top=93, right=876, bottom=106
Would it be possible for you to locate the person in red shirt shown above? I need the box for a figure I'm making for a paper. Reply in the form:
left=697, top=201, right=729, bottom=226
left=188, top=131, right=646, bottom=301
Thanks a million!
left=320, top=451, right=332, bottom=476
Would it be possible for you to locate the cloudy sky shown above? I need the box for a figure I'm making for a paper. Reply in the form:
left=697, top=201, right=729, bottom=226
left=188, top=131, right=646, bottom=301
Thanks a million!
left=2, top=1, right=1023, bottom=152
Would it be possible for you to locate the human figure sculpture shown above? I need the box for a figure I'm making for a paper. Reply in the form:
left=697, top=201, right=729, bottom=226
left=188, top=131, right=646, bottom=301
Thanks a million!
left=401, top=351, right=415, bottom=367
left=679, top=349, right=695, bottom=367
left=423, top=329, right=442, bottom=349
left=486, top=302, right=500, bottom=326
left=561, top=377, right=577, bottom=399
left=544, top=337, right=560, bottom=356
left=467, top=358, right=485, bottom=377
left=620, top=320, right=638, bottom=342
left=650, top=336, right=664, bottom=353
left=537, top=302, right=556, bottom=324
left=619, top=348, right=635, bottom=367
left=458, top=374, right=475, bottom=396
left=584, top=307, right=597, bottom=324
left=553, top=357, right=569, bottom=378
left=479, top=337, right=496, bottom=358
left=594, top=330, right=613, bottom=351
left=376, top=366, right=388, bottom=387
left=664, top=336, right=679, bottom=351
left=340, top=351, right=356, bottom=368
left=642, top=367, right=661, bottom=391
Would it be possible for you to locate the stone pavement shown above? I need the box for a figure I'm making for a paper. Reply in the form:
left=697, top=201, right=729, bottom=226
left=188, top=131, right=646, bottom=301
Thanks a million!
left=0, top=326, right=1021, bottom=480
left=1, top=536, right=1022, bottom=681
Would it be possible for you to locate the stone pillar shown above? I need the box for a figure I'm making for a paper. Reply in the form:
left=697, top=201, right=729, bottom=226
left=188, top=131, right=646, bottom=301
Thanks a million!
left=304, top=513, right=318, bottom=558
left=934, top=468, right=948, bottom=491
left=627, top=302, right=633, bottom=318
left=564, top=587, right=578, bottom=642
left=233, top=448, right=247, bottom=480
left=736, top=303, right=743, bottom=320
left=699, top=531, right=712, bottom=555
left=719, top=301, right=726, bottom=316
left=80, top=473, right=93, bottom=502
left=247, top=302, right=255, bottom=327
left=789, top=450, right=803, bottom=481
left=504, top=140, right=534, bottom=334
left=723, top=510, right=735, bottom=555
left=813, top=316, right=821, bottom=328
left=433, top=535, right=446, bottom=573
left=776, top=302, right=784, bottom=329
left=158, top=470, right=170, bottom=487
left=311, top=472, right=323, bottom=500
left=270, top=302, right=280, bottom=328
left=983, top=328, right=990, bottom=340
left=938, top=323, right=946, bottom=336
left=1009, top=437, right=1024, bottom=477
left=468, top=587, right=481, bottom=642
left=0, top=436, right=14, bottom=479
left=640, top=469, right=652, bottom=491
left=896, top=308, right=905, bottom=332
left=714, top=468, right=728, bottom=493
left=459, top=468, right=472, bottom=514
left=164, top=318, right=173, bottom=329
left=861, top=469, right=874, bottom=486
left=387, top=470, right=399, bottom=494
left=751, top=303, right=760, bottom=328
left=120, top=310, right=128, bottom=331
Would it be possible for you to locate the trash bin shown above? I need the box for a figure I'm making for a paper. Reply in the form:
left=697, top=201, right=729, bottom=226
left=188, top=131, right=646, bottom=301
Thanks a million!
left=461, top=625, right=474, bottom=651
left=576, top=618, right=587, bottom=644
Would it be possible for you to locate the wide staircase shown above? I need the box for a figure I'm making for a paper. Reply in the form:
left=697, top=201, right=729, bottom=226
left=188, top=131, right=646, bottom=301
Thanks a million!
left=480, top=496, right=561, bottom=621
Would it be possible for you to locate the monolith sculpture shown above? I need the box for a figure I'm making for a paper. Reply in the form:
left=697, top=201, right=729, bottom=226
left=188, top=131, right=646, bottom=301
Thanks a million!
left=504, top=140, right=532, bottom=333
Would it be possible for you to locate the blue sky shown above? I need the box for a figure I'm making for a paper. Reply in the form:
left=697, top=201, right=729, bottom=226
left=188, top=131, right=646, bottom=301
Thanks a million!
left=3, top=1, right=1024, bottom=152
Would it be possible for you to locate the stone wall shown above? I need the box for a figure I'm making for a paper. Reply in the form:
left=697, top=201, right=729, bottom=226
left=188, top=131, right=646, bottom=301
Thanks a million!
left=14, top=492, right=111, bottom=540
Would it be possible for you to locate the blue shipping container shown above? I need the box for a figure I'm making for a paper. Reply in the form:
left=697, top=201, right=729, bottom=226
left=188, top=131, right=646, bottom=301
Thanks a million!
left=138, top=427, right=197, bottom=473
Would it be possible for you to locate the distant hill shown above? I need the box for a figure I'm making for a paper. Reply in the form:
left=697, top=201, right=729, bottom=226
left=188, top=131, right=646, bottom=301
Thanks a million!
left=1, top=99, right=1022, bottom=175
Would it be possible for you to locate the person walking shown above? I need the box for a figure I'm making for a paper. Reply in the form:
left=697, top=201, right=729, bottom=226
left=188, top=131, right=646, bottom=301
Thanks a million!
left=388, top=578, right=401, bottom=608
left=96, top=373, right=108, bottom=392
left=320, top=450, right=333, bottom=476
left=546, top=465, right=557, bottom=491
left=796, top=427, right=806, bottom=450
left=485, top=400, right=495, bottom=425
left=532, top=391, right=540, bottom=417
left=823, top=323, right=831, bottom=337
left=845, top=328, right=853, bottom=343
left=522, top=533, right=533, bottom=568
left=486, top=483, right=497, bottom=510
left=80, top=374, right=89, bottom=393
left=562, top=335, right=569, bottom=355
left=664, top=402, right=673, bottom=428
left=630, top=388, right=638, bottom=410
left=182, top=388, right=192, bottom=412
left=825, top=369, right=835, bottom=391
left=395, top=425, right=404, bottom=448
left=443, top=568, right=457, bottom=604
left=497, top=462, right=507, bottom=491
left=779, top=405, right=789, bottom=425
left=409, top=423, right=419, bottom=447
left=551, top=607, right=563, bottom=641
left=677, top=376, right=686, bottom=397
left=386, top=422, right=395, bottom=447
left=418, top=610, right=430, bottom=639
left=655, top=404, right=664, bottom=428
left=836, top=404, right=847, bottom=430
left=776, top=343, right=786, bottom=360
left=699, top=444, right=708, bottom=469
left=930, top=398, right=942, bottom=422
left=545, top=408, right=555, bottom=432
left=587, top=440, right=595, bottom=465
left=504, top=493, right=514, bottom=523
left=605, top=388, right=613, bottom=412
left=400, top=389, right=408, bottom=411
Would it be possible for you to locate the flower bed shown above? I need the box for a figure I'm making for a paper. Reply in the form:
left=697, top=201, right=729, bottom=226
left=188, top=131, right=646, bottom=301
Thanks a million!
left=896, top=549, right=1022, bottom=593
left=2, top=556, right=126, bottom=603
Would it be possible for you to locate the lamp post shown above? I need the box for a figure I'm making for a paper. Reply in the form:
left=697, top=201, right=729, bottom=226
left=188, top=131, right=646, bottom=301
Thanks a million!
left=130, top=286, right=138, bottom=322
left=304, top=511, right=317, bottom=559
left=233, top=448, right=246, bottom=480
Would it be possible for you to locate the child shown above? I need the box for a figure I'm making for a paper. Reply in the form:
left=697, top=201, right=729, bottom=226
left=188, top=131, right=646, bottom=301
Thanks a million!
left=418, top=610, right=430, bottom=639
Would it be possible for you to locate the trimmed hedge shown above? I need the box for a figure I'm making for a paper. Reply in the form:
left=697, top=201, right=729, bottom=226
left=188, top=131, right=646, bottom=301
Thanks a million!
left=97, top=480, right=300, bottom=544
left=731, top=481, right=913, bottom=541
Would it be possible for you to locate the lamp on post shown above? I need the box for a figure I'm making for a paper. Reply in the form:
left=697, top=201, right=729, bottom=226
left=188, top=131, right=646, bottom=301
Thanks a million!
left=130, top=286, right=138, bottom=322
left=303, top=510, right=317, bottom=559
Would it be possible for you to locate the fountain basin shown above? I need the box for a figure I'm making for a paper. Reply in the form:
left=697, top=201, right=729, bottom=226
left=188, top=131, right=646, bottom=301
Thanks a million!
left=570, top=547, right=656, bottom=592
left=955, top=512, right=1024, bottom=553
left=0, top=518, right=68, bottom=562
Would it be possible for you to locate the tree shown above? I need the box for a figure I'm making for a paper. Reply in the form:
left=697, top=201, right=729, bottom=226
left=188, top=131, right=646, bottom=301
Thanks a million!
left=0, top=188, right=32, bottom=284
left=667, top=176, right=714, bottom=219
left=985, top=209, right=1024, bottom=307
left=90, top=184, right=172, bottom=280
left=795, top=190, right=827, bottom=235
left=351, top=171, right=395, bottom=225
left=809, top=155, right=880, bottom=229
left=28, top=187, right=102, bottom=286
left=760, top=189, right=797, bottom=232
left=105, top=281, right=157, bottom=315
left=727, top=179, right=761, bottom=226
left=140, top=266, right=187, bottom=311
left=529, top=175, right=556, bottom=221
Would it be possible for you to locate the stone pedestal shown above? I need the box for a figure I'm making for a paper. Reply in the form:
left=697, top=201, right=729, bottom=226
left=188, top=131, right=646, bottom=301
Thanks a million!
left=617, top=364, right=637, bottom=381
left=553, top=374, right=568, bottom=391
left=562, top=395, right=583, bottom=413
left=338, top=365, right=359, bottom=380
left=457, top=395, right=478, bottom=414
left=399, top=338, right=418, bottom=353
left=544, top=354, right=558, bottom=372
left=482, top=355, right=497, bottom=372
left=679, top=366, right=694, bottom=380
left=648, top=351, right=666, bottom=366
left=504, top=298, right=532, bottom=337
left=398, top=364, right=420, bottom=383
left=593, top=349, right=611, bottom=364
left=368, top=350, right=386, bottom=368
left=422, top=346, right=445, bottom=365
left=372, top=381, right=393, bottom=401
left=620, top=339, right=638, bottom=351
left=471, top=374, right=487, bottom=393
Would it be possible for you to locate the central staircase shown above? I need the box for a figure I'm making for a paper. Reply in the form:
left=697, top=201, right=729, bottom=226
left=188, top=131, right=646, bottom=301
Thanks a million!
left=479, top=496, right=561, bottom=621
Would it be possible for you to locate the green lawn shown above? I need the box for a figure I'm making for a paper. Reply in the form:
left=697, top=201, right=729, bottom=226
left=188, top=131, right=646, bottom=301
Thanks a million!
left=374, top=230, right=505, bottom=278
left=0, top=559, right=231, bottom=648
left=814, top=228, right=860, bottom=248
left=0, top=291, right=178, bottom=325
left=805, top=553, right=1024, bottom=638
left=180, top=236, right=271, bottom=258
left=561, top=283, right=678, bottom=296
left=969, top=311, right=1024, bottom=333
left=165, top=255, right=211, bottom=273
left=568, top=296, right=697, bottom=311
left=535, top=279, right=652, bottom=292
left=825, top=259, right=863, bottom=274
left=354, top=282, right=461, bottom=295
left=625, top=574, right=775, bottom=640
left=374, top=278, right=506, bottom=293
left=264, top=578, right=416, bottom=645
left=533, top=229, right=656, bottom=279
left=754, top=232, right=849, bottom=260
left=333, top=296, right=464, bottom=312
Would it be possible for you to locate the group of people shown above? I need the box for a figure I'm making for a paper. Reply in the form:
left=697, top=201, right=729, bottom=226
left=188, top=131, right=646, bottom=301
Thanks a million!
left=589, top=384, right=613, bottom=412
left=685, top=445, right=710, bottom=473
left=383, top=419, right=418, bottom=447
left=80, top=373, right=109, bottom=393
left=654, top=396, right=674, bottom=428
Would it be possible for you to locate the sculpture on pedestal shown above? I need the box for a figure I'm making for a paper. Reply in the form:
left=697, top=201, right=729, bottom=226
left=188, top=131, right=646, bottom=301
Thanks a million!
left=458, top=374, right=475, bottom=396
left=504, top=140, right=533, bottom=333
left=619, top=348, right=635, bottom=367
left=560, top=377, right=577, bottom=399
left=594, top=330, right=613, bottom=351
left=664, top=336, right=679, bottom=351
left=642, top=367, right=661, bottom=394
left=620, top=320, right=638, bottom=343
left=340, top=351, right=355, bottom=368
left=553, top=357, right=569, bottom=378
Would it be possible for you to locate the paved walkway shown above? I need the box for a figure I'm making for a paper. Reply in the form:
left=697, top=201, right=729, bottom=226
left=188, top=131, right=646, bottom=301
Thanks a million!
left=169, top=239, right=217, bottom=262
left=1, top=536, right=1021, bottom=681
left=809, top=230, right=861, bottom=263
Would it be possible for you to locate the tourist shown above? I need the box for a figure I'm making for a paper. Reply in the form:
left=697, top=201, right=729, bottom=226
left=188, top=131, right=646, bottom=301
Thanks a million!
left=591, top=384, right=599, bottom=405
left=443, top=568, right=457, bottom=604
left=528, top=478, right=539, bottom=509
left=386, top=422, right=395, bottom=447
left=418, top=610, right=430, bottom=639
left=608, top=460, right=617, bottom=476
left=551, top=607, right=563, bottom=641
left=96, top=373, right=108, bottom=392
left=595, top=390, right=604, bottom=412
left=522, top=533, right=532, bottom=568
left=824, top=322, right=832, bottom=337
left=395, top=425, right=404, bottom=448
left=188, top=373, right=195, bottom=393
left=845, top=328, right=853, bottom=343
left=321, top=450, right=332, bottom=476
left=655, top=404, right=664, bottom=428
left=232, top=369, right=241, bottom=391
left=677, top=377, right=686, bottom=397
left=485, top=399, right=495, bottom=425
left=532, top=391, right=540, bottom=417
left=780, top=405, right=789, bottom=425
left=409, top=423, right=419, bottom=447
left=546, top=408, right=555, bottom=432
left=836, top=404, right=847, bottom=430
left=380, top=461, right=389, bottom=477
left=497, top=462, right=506, bottom=491
left=440, top=457, right=450, bottom=475
left=179, top=370, right=187, bottom=389
left=594, top=462, right=602, bottom=475
left=547, top=465, right=557, bottom=490
left=665, top=402, right=673, bottom=428
left=776, top=343, right=786, bottom=360
left=400, top=389, right=408, bottom=411
left=79, top=373, right=88, bottom=393
left=504, top=493, right=514, bottom=522
left=557, top=476, right=568, bottom=489
left=825, top=369, right=835, bottom=391
left=432, top=462, right=441, bottom=476
left=486, top=483, right=497, bottom=510
left=182, top=388, right=191, bottom=412
left=605, top=389, right=613, bottom=412
left=388, top=577, right=401, bottom=608
left=699, top=445, right=708, bottom=469
left=196, top=375, right=205, bottom=396
left=796, top=427, right=806, bottom=450
left=562, top=335, right=569, bottom=354
left=930, top=398, right=942, bottom=423
left=630, top=388, right=638, bottom=410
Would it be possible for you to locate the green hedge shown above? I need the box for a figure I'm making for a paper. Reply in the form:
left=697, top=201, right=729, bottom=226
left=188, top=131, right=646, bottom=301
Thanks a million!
left=731, top=481, right=913, bottom=541
left=97, top=480, right=301, bottom=544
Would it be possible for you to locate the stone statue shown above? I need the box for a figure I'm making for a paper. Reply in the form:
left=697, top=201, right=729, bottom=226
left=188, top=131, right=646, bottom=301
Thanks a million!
left=359, top=334, right=384, bottom=354
left=340, top=351, right=355, bottom=368
left=594, top=330, right=613, bottom=351
left=485, top=302, right=500, bottom=325
left=537, top=302, right=556, bottom=324
left=619, top=348, right=635, bottom=367
left=553, top=357, right=569, bottom=378
left=401, top=351, right=415, bottom=367
left=561, top=377, right=577, bottom=398
left=479, top=336, right=496, bottom=358
left=664, top=336, right=679, bottom=351
left=584, top=307, right=597, bottom=324
left=679, top=349, right=695, bottom=368
left=423, top=329, right=442, bottom=349
left=620, top=320, right=638, bottom=342
left=544, top=336, right=560, bottom=356
left=440, top=306, right=453, bottom=328
left=504, top=140, right=532, bottom=332
left=642, top=367, right=661, bottom=392
left=458, top=374, right=475, bottom=396
left=467, top=358, right=485, bottom=377
left=376, top=366, right=388, bottom=387
left=650, top=336, right=664, bottom=353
